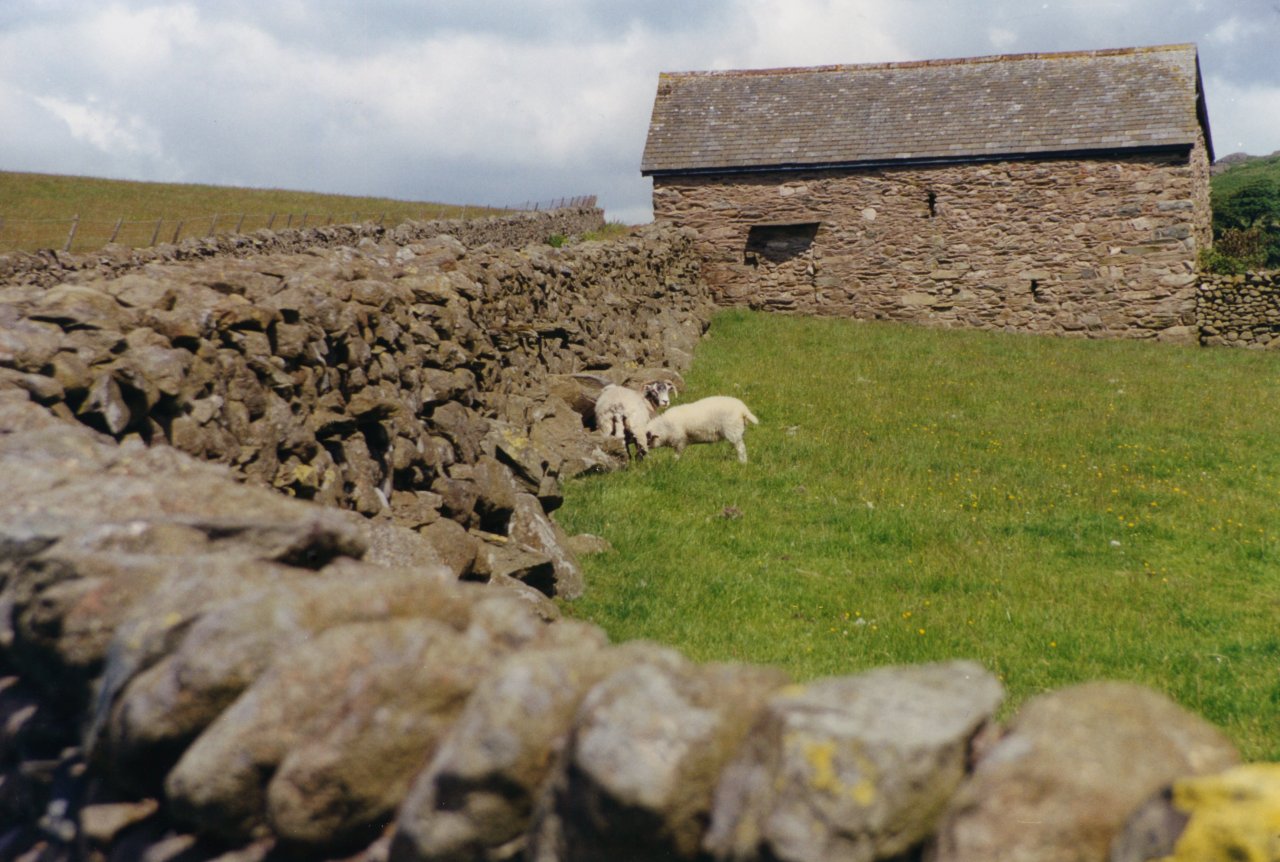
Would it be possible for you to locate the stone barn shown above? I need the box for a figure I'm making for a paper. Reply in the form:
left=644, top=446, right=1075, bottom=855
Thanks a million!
left=641, top=44, right=1214, bottom=341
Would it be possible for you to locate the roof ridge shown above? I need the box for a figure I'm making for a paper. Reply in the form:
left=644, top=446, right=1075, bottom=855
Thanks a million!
left=658, top=43, right=1198, bottom=80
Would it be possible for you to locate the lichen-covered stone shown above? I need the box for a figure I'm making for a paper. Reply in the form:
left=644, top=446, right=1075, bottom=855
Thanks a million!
left=1111, top=762, right=1280, bottom=862
left=928, top=681, right=1239, bottom=862
left=705, top=660, right=1003, bottom=862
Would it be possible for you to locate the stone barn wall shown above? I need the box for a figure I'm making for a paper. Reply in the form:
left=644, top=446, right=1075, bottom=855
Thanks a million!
left=653, top=144, right=1212, bottom=342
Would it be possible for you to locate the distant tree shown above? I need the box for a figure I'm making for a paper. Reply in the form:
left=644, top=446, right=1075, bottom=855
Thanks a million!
left=1208, top=178, right=1280, bottom=271
left=1213, top=178, right=1280, bottom=231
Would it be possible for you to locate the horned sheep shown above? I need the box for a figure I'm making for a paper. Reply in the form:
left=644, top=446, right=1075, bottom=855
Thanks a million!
left=578, top=376, right=678, bottom=461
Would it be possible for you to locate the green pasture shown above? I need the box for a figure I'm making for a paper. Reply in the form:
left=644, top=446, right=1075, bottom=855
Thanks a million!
left=0, top=171, right=510, bottom=253
left=558, top=310, right=1280, bottom=761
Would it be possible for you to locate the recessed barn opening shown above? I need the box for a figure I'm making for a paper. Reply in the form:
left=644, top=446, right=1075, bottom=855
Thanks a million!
left=745, top=222, right=820, bottom=264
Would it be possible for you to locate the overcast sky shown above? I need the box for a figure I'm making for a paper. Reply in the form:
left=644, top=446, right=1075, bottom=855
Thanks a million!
left=2, top=1, right=1278, bottom=224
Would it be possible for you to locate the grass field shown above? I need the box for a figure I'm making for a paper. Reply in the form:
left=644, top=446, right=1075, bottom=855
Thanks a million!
left=0, top=171, right=511, bottom=253
left=557, top=310, right=1280, bottom=761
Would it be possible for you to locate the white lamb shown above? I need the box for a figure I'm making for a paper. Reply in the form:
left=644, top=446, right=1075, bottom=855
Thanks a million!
left=644, top=395, right=759, bottom=464
left=592, top=380, right=677, bottom=461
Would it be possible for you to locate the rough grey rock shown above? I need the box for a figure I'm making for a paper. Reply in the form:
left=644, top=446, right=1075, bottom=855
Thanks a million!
left=926, top=681, right=1240, bottom=862
left=263, top=619, right=499, bottom=851
left=0, top=396, right=370, bottom=713
left=389, top=635, right=630, bottom=862
left=704, top=660, right=1004, bottom=862
left=507, top=493, right=584, bottom=600
left=165, top=617, right=500, bottom=847
left=344, top=514, right=461, bottom=578
left=471, top=454, right=527, bottom=530
left=530, top=651, right=792, bottom=862
left=93, top=566, right=476, bottom=793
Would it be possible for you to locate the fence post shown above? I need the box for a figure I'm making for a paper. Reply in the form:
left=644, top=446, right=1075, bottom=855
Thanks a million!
left=109, top=218, right=123, bottom=244
left=299, top=213, right=308, bottom=228
left=268, top=213, right=277, bottom=230
left=172, top=220, right=184, bottom=243
left=209, top=214, right=218, bottom=237
left=150, top=218, right=162, bottom=246
left=63, top=215, right=80, bottom=252
left=235, top=213, right=246, bottom=233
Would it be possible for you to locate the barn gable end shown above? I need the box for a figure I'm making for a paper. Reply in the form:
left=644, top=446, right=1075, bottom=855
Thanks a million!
left=641, top=44, right=1214, bottom=341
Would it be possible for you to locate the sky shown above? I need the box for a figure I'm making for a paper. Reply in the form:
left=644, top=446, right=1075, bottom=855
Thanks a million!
left=2, top=1, right=1278, bottom=225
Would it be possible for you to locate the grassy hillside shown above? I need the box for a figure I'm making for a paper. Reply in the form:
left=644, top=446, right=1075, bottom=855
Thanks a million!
left=0, top=171, right=509, bottom=253
left=559, top=310, right=1280, bottom=761
left=1211, top=152, right=1280, bottom=200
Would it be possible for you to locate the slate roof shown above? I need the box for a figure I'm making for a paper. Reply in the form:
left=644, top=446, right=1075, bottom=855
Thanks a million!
left=641, top=44, right=1212, bottom=176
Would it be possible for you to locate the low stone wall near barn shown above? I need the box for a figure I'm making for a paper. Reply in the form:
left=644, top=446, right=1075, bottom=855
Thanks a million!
left=1198, top=271, right=1280, bottom=347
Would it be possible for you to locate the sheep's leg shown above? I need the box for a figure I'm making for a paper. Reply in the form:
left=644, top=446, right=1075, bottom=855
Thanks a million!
left=735, top=440, right=748, bottom=463
left=627, top=429, right=645, bottom=461
left=622, top=415, right=645, bottom=462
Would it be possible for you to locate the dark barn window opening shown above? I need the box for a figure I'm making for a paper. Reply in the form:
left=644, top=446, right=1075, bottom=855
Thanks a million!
left=744, top=222, right=821, bottom=265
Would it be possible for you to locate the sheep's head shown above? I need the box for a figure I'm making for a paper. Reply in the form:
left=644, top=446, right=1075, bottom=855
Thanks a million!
left=645, top=417, right=671, bottom=450
left=643, top=380, right=677, bottom=409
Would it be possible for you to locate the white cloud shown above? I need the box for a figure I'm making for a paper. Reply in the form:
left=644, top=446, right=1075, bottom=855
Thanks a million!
left=1203, top=76, right=1280, bottom=157
left=1204, top=15, right=1263, bottom=46
left=725, top=0, right=907, bottom=68
left=33, top=95, right=164, bottom=159
left=988, top=27, right=1020, bottom=50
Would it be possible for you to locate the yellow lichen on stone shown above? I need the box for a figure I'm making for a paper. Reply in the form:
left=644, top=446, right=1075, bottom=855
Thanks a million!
left=852, top=776, right=876, bottom=807
left=500, top=427, right=531, bottom=451
left=804, top=739, right=840, bottom=794
left=1164, top=763, right=1280, bottom=862
left=798, top=737, right=877, bottom=806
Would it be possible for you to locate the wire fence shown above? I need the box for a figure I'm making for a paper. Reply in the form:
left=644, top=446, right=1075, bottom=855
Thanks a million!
left=0, top=195, right=598, bottom=255
left=506, top=195, right=597, bottom=212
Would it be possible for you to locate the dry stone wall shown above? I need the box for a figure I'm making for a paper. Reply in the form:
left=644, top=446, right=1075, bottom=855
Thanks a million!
left=1197, top=271, right=1280, bottom=347
left=0, top=218, right=710, bottom=601
left=0, top=212, right=1265, bottom=862
left=0, top=206, right=606, bottom=289
left=653, top=148, right=1210, bottom=343
left=0, top=389, right=1252, bottom=862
